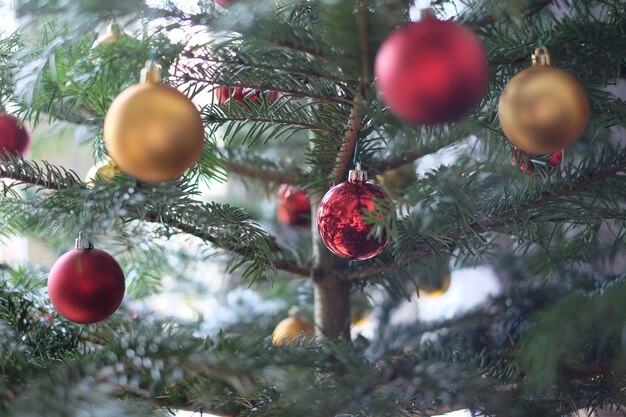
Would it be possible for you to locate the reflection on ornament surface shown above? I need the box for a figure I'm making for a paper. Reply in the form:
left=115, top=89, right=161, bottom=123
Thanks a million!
left=317, top=179, right=391, bottom=260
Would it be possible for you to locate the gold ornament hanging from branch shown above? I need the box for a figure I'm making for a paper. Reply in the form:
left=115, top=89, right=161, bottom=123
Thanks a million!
left=103, top=60, right=205, bottom=182
left=93, top=21, right=124, bottom=48
left=498, top=47, right=589, bottom=155
left=85, top=159, right=121, bottom=187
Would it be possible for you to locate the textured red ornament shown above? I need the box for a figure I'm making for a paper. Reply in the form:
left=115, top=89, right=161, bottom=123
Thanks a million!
left=374, top=18, right=488, bottom=124
left=277, top=184, right=311, bottom=226
left=215, top=87, right=278, bottom=106
left=48, top=248, right=125, bottom=324
left=317, top=179, right=391, bottom=260
left=0, top=114, right=31, bottom=158
left=511, top=146, right=564, bottom=173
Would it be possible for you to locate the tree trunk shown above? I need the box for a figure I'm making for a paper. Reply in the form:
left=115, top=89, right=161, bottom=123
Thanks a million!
left=311, top=193, right=351, bottom=340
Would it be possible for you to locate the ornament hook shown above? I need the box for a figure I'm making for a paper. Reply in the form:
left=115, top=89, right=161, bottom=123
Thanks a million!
left=75, top=232, right=94, bottom=250
left=140, top=60, right=162, bottom=84
left=532, top=46, right=551, bottom=66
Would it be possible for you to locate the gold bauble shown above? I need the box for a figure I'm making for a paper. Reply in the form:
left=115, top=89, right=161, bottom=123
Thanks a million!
left=93, top=22, right=124, bottom=47
left=375, top=163, right=416, bottom=200
left=498, top=47, right=588, bottom=155
left=418, top=274, right=451, bottom=298
left=272, top=313, right=314, bottom=345
left=85, top=159, right=121, bottom=187
left=103, top=61, right=204, bottom=182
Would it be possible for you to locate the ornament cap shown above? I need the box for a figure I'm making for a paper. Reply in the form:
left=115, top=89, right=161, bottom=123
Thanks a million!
left=348, top=162, right=368, bottom=182
left=532, top=46, right=551, bottom=66
left=140, top=60, right=162, bottom=84
left=418, top=7, right=438, bottom=20
left=75, top=232, right=94, bottom=250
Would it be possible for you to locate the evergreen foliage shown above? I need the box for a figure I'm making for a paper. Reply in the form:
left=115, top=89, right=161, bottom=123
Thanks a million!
left=0, top=0, right=624, bottom=415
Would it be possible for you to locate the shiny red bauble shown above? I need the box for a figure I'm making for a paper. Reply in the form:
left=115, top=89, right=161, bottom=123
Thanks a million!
left=0, top=114, right=31, bottom=158
left=47, top=247, right=125, bottom=324
left=511, top=146, right=564, bottom=174
left=277, top=184, right=311, bottom=226
left=215, top=87, right=278, bottom=106
left=374, top=18, right=488, bottom=124
left=317, top=180, right=391, bottom=260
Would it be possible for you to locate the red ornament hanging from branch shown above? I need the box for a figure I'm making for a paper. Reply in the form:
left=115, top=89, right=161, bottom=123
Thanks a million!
left=277, top=184, right=311, bottom=226
left=47, top=236, right=125, bottom=324
left=374, top=10, right=488, bottom=125
left=317, top=164, right=392, bottom=260
left=0, top=114, right=31, bottom=158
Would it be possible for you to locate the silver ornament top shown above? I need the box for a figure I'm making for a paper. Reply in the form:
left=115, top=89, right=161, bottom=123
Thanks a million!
left=75, top=232, right=94, bottom=250
left=348, top=162, right=368, bottom=182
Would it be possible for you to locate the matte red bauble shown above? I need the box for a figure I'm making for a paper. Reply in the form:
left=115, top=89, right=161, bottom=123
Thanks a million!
left=0, top=114, right=31, bottom=158
left=215, top=87, right=278, bottom=106
left=277, top=184, right=311, bottom=226
left=511, top=146, right=563, bottom=174
left=317, top=166, right=391, bottom=260
left=48, top=241, right=125, bottom=324
left=374, top=17, right=488, bottom=124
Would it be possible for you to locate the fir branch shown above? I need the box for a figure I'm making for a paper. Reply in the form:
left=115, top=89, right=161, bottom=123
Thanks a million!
left=343, top=159, right=626, bottom=281
left=224, top=160, right=305, bottom=185
left=205, top=114, right=339, bottom=135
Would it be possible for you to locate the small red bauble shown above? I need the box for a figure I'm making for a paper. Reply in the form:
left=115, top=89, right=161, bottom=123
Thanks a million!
left=0, top=114, right=31, bottom=158
left=374, top=17, right=488, bottom=124
left=48, top=242, right=125, bottom=324
left=215, top=87, right=278, bottom=106
left=511, top=146, right=564, bottom=174
left=215, top=0, right=234, bottom=7
left=277, top=184, right=311, bottom=226
left=317, top=167, right=391, bottom=260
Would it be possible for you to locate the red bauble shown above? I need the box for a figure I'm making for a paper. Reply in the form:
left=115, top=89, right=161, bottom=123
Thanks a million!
left=317, top=176, right=391, bottom=260
left=511, top=146, right=564, bottom=173
left=215, top=87, right=278, bottom=106
left=277, top=184, right=311, bottom=226
left=215, top=0, right=234, bottom=7
left=48, top=247, right=125, bottom=324
left=374, top=18, right=488, bottom=124
left=0, top=114, right=31, bottom=158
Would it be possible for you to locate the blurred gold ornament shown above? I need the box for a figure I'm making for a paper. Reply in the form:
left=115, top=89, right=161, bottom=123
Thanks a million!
left=418, top=274, right=451, bottom=298
left=272, top=307, right=315, bottom=345
left=103, top=60, right=204, bottom=182
left=375, top=163, right=416, bottom=199
left=93, top=22, right=124, bottom=47
left=498, top=47, right=588, bottom=155
left=84, top=159, right=121, bottom=187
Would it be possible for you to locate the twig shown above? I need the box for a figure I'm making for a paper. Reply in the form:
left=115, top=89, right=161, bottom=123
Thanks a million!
left=224, top=160, right=305, bottom=185
left=328, top=0, right=370, bottom=183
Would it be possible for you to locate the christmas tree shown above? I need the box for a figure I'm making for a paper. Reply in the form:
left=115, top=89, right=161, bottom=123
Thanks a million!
left=0, top=0, right=625, bottom=416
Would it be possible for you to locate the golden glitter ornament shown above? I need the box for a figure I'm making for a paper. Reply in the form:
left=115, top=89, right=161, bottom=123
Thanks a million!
left=498, top=47, right=588, bottom=155
left=103, top=60, right=204, bottom=182
left=375, top=163, right=417, bottom=200
left=93, top=22, right=124, bottom=47
left=85, top=159, right=121, bottom=187
left=418, top=274, right=451, bottom=298
left=272, top=307, right=315, bottom=345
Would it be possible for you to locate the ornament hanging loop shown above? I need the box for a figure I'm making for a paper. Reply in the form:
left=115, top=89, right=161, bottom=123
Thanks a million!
left=532, top=46, right=551, bottom=66
left=140, top=60, right=162, bottom=84
left=75, top=231, right=94, bottom=250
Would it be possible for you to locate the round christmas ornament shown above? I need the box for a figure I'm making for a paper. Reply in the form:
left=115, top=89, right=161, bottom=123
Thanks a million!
left=317, top=163, right=392, bottom=260
left=85, top=159, right=121, bottom=187
left=498, top=47, right=589, bottom=155
left=215, top=86, right=278, bottom=107
left=374, top=9, right=488, bottom=124
left=277, top=184, right=311, bottom=226
left=104, top=60, right=204, bottom=182
left=375, top=163, right=417, bottom=200
left=272, top=307, right=315, bottom=345
left=511, top=146, right=564, bottom=174
left=0, top=114, right=31, bottom=158
left=418, top=274, right=451, bottom=298
left=47, top=236, right=125, bottom=324
left=93, top=21, right=124, bottom=48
